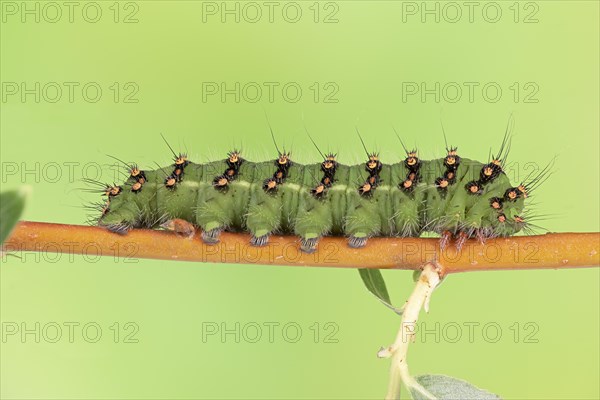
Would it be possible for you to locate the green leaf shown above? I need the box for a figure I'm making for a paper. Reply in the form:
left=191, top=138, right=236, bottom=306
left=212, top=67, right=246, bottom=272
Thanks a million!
left=0, top=188, right=28, bottom=245
left=409, top=374, right=502, bottom=400
left=358, top=269, right=403, bottom=315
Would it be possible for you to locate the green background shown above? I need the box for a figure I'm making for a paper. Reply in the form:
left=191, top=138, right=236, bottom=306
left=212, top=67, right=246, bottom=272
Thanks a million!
left=1, top=1, right=598, bottom=399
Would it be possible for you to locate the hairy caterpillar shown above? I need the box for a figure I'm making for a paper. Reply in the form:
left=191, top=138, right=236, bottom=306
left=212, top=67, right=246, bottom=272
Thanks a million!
left=89, top=125, right=548, bottom=253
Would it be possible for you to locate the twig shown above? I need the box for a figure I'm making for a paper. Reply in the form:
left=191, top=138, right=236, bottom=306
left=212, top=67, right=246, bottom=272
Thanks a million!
left=3, top=221, right=599, bottom=273
left=378, top=262, right=442, bottom=399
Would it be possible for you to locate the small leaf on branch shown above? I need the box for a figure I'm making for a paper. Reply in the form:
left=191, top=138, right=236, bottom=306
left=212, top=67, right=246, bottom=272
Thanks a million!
left=409, top=374, right=502, bottom=400
left=1, top=188, right=28, bottom=245
left=358, top=269, right=404, bottom=315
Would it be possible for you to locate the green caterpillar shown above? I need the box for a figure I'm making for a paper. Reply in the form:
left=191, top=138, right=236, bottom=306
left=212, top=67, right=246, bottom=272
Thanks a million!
left=92, top=131, right=541, bottom=253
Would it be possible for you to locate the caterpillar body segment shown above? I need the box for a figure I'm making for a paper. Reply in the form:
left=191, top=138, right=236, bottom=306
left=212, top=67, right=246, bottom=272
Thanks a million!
left=96, top=149, right=529, bottom=252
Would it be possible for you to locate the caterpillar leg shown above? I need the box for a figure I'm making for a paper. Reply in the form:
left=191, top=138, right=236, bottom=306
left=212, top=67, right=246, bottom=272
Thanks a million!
left=246, top=203, right=279, bottom=247
left=201, top=227, right=222, bottom=244
left=250, top=232, right=270, bottom=247
left=344, top=208, right=378, bottom=249
left=98, top=199, right=140, bottom=235
left=300, top=236, right=319, bottom=253
left=294, top=206, right=332, bottom=254
left=103, top=223, right=132, bottom=235
left=439, top=230, right=452, bottom=250
left=161, top=219, right=195, bottom=238
left=476, top=228, right=489, bottom=245
left=348, top=234, right=368, bottom=248
left=455, top=231, right=469, bottom=251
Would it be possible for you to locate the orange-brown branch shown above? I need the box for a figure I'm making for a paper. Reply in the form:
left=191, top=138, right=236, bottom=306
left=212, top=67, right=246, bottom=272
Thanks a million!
left=3, top=221, right=599, bottom=274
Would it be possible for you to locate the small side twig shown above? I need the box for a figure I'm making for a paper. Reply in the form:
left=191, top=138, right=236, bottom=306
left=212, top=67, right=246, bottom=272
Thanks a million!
left=378, top=262, right=442, bottom=399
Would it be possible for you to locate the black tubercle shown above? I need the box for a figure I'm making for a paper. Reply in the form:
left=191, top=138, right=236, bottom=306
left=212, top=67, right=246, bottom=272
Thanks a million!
left=262, top=154, right=293, bottom=193
left=312, top=156, right=338, bottom=199
left=503, top=187, right=522, bottom=202
left=465, top=180, right=484, bottom=195
left=212, top=175, right=229, bottom=192
left=164, top=174, right=178, bottom=190
left=397, top=152, right=421, bottom=195
left=359, top=155, right=382, bottom=197
left=479, top=162, right=503, bottom=183
left=214, top=152, right=243, bottom=191
left=436, top=150, right=461, bottom=192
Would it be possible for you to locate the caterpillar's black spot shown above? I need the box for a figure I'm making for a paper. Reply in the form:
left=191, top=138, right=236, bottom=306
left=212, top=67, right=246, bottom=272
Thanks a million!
left=497, top=213, right=507, bottom=223
left=435, top=177, right=449, bottom=193
left=399, top=178, right=415, bottom=193
left=321, top=154, right=338, bottom=176
left=213, top=175, right=229, bottom=192
left=444, top=148, right=461, bottom=171
left=263, top=177, right=278, bottom=193
left=174, top=154, right=189, bottom=167
left=227, top=151, right=243, bottom=170
left=514, top=215, right=525, bottom=224
left=480, top=162, right=502, bottom=183
left=444, top=170, right=457, bottom=184
left=322, top=176, right=334, bottom=188
left=131, top=181, right=143, bottom=193
left=358, top=181, right=375, bottom=197
left=365, top=154, right=382, bottom=175
left=466, top=181, right=484, bottom=195
left=214, top=151, right=244, bottom=191
left=275, top=153, right=292, bottom=170
left=312, top=154, right=338, bottom=199
left=490, top=197, right=503, bottom=210
left=105, top=185, right=122, bottom=198
left=311, top=184, right=327, bottom=199
left=407, top=171, right=421, bottom=184
left=224, top=168, right=237, bottom=181
left=168, top=154, right=189, bottom=183
left=165, top=175, right=177, bottom=190
left=504, top=187, right=521, bottom=202
left=273, top=169, right=287, bottom=183
left=516, top=184, right=528, bottom=198
left=397, top=150, right=421, bottom=195
left=360, top=153, right=382, bottom=197
left=436, top=149, right=460, bottom=191
left=130, top=167, right=146, bottom=183
left=172, top=166, right=185, bottom=182
left=404, top=151, right=420, bottom=173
